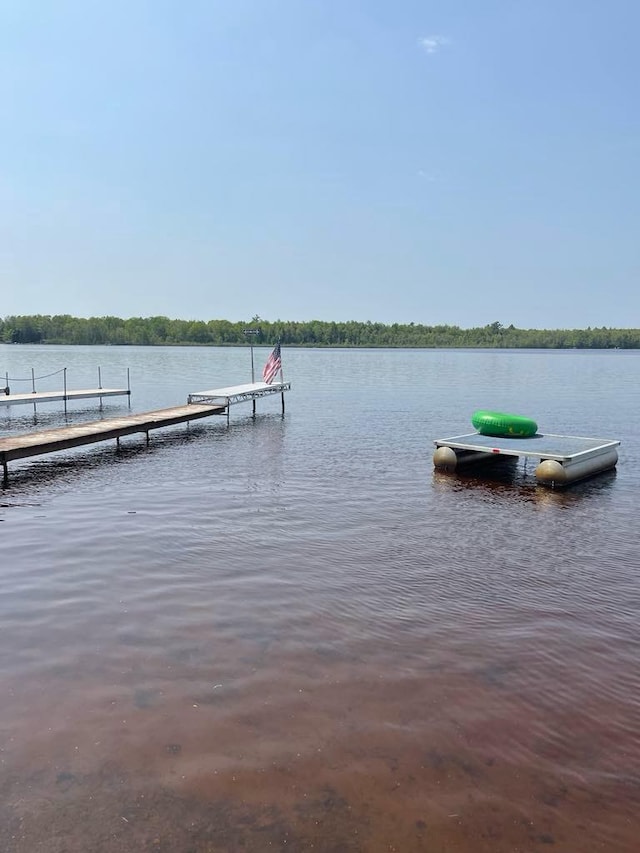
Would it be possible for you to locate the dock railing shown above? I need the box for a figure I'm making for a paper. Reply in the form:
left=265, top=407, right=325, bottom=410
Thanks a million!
left=1, top=366, right=131, bottom=414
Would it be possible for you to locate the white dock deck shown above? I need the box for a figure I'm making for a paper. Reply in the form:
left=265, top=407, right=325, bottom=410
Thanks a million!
left=434, top=432, right=620, bottom=461
left=187, top=381, right=291, bottom=405
left=433, top=432, right=620, bottom=486
left=0, top=388, right=130, bottom=407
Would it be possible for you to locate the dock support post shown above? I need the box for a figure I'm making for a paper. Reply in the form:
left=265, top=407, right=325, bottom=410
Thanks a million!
left=281, top=391, right=285, bottom=415
left=252, top=399, right=256, bottom=418
left=116, top=437, right=120, bottom=450
left=32, top=368, right=37, bottom=415
left=63, top=368, right=68, bottom=415
left=127, top=368, right=131, bottom=407
left=98, top=366, right=103, bottom=409
left=146, top=430, right=149, bottom=446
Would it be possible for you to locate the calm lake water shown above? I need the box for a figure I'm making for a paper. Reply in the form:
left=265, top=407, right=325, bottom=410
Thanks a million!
left=1, top=344, right=639, bottom=852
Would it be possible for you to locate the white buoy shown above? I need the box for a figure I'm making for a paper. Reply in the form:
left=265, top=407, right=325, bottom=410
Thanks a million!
left=433, top=446, right=498, bottom=471
left=535, top=448, right=618, bottom=486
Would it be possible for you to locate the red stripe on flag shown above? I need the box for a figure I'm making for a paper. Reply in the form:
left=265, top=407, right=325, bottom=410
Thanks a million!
left=262, top=343, right=282, bottom=384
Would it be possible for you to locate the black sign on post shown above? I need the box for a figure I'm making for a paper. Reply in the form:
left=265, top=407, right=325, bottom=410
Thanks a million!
left=243, top=328, right=261, bottom=382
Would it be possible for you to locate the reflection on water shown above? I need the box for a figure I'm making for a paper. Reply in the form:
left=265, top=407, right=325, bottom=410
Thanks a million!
left=1, top=346, right=639, bottom=852
left=432, top=461, right=619, bottom=507
left=433, top=455, right=524, bottom=486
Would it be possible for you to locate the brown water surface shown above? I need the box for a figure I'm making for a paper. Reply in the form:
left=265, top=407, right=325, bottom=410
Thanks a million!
left=1, top=346, right=639, bottom=851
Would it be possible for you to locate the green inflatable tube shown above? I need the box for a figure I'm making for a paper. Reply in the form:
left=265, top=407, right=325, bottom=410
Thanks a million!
left=471, top=410, right=538, bottom=438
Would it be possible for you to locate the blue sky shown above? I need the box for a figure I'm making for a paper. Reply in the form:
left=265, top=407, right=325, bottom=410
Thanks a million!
left=1, top=0, right=638, bottom=328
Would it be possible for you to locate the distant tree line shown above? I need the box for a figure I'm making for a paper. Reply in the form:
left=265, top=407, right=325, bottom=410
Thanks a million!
left=1, top=315, right=638, bottom=348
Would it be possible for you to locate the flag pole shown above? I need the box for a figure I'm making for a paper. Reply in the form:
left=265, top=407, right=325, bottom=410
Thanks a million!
left=243, top=327, right=261, bottom=385
left=279, top=341, right=285, bottom=415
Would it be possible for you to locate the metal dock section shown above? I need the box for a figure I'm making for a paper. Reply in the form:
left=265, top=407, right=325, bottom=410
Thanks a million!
left=0, top=388, right=130, bottom=409
left=188, top=381, right=291, bottom=419
left=1, top=366, right=132, bottom=414
left=0, top=403, right=224, bottom=481
left=433, top=432, right=621, bottom=487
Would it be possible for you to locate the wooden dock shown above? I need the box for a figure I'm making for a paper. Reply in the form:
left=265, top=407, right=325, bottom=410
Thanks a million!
left=0, top=378, right=292, bottom=480
left=0, top=403, right=224, bottom=480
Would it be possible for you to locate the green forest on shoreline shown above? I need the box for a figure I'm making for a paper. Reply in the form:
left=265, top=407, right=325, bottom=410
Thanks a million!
left=1, top=314, right=638, bottom=349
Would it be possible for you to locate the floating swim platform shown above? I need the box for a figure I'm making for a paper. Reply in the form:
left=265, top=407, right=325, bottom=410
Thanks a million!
left=433, top=431, right=620, bottom=487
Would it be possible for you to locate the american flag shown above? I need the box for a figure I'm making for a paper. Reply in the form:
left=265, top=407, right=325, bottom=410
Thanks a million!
left=262, top=342, right=282, bottom=384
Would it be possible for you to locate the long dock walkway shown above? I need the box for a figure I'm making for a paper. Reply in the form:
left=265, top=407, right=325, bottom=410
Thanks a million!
left=1, top=379, right=292, bottom=480
left=0, top=403, right=224, bottom=480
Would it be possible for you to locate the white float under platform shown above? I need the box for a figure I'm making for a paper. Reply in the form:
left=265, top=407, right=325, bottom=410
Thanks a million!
left=433, top=432, right=620, bottom=487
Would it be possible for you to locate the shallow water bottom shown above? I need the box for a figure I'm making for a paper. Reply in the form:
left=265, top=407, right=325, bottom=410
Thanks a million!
left=1, top=627, right=637, bottom=853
